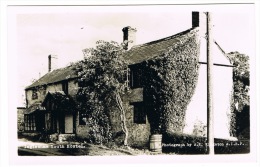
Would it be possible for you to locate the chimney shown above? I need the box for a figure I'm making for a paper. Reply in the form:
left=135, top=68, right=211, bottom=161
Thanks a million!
left=192, top=11, right=209, bottom=63
left=192, top=11, right=207, bottom=37
left=48, top=55, right=58, bottom=72
left=192, top=11, right=200, bottom=28
left=122, top=26, right=137, bottom=50
left=48, top=55, right=51, bottom=72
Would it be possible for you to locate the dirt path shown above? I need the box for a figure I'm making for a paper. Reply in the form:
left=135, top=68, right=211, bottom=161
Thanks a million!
left=18, top=138, right=151, bottom=156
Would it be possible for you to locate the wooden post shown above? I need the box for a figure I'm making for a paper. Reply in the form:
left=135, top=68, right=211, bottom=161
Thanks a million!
left=206, top=12, right=214, bottom=155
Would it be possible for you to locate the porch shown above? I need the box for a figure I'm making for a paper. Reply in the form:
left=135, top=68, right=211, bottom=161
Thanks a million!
left=42, top=91, right=77, bottom=142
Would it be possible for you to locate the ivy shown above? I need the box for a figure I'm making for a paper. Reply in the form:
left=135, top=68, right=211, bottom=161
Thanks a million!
left=75, top=31, right=200, bottom=143
left=227, top=52, right=250, bottom=138
left=143, top=32, right=200, bottom=134
left=48, top=92, right=76, bottom=112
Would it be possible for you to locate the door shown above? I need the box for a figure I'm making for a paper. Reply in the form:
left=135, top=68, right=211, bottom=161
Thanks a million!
left=64, top=114, right=73, bottom=133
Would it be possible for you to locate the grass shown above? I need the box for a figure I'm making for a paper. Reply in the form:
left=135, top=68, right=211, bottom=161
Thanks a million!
left=18, top=132, right=250, bottom=155
left=162, top=132, right=250, bottom=154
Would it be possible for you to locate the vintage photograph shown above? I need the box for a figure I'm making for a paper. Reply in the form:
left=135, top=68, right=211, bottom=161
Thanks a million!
left=10, top=4, right=254, bottom=158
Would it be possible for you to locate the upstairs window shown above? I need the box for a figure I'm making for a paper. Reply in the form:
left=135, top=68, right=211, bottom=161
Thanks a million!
left=62, top=81, right=68, bottom=94
left=132, top=102, right=146, bottom=124
left=32, top=90, right=38, bottom=100
left=129, top=66, right=143, bottom=88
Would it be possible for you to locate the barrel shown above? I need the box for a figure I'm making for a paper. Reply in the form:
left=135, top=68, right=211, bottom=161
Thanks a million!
left=149, top=134, right=162, bottom=153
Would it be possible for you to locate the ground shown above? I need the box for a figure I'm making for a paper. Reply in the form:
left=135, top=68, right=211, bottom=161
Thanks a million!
left=18, top=138, right=154, bottom=156
left=18, top=135, right=250, bottom=156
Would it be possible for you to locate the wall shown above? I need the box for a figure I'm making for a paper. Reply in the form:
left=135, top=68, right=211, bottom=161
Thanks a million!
left=46, top=83, right=63, bottom=93
left=125, top=104, right=151, bottom=147
left=26, top=83, right=63, bottom=107
left=17, top=107, right=26, bottom=132
left=26, top=80, right=78, bottom=107
left=26, top=88, right=47, bottom=107
left=109, top=89, right=151, bottom=147
left=75, top=112, right=90, bottom=140
left=68, top=80, right=79, bottom=98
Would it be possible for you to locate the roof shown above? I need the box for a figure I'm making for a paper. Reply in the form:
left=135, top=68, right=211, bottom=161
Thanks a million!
left=26, top=64, right=78, bottom=90
left=26, top=27, right=229, bottom=90
left=42, top=91, right=67, bottom=105
left=124, top=28, right=198, bottom=65
left=25, top=28, right=198, bottom=90
left=42, top=91, right=76, bottom=112
left=24, top=103, right=45, bottom=115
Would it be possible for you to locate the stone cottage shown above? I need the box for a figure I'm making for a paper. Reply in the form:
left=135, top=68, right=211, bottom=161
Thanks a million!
left=22, top=12, right=235, bottom=146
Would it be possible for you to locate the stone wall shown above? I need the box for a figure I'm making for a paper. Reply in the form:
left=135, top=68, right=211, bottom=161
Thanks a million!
left=109, top=89, right=151, bottom=147
left=125, top=104, right=151, bottom=147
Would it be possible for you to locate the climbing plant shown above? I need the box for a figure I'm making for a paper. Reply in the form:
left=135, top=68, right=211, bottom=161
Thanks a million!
left=228, top=51, right=250, bottom=138
left=143, top=31, right=200, bottom=134
left=75, top=40, right=129, bottom=145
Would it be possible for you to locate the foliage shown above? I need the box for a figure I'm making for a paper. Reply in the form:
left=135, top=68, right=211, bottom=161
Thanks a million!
left=143, top=32, right=199, bottom=134
left=228, top=52, right=250, bottom=138
left=228, top=52, right=250, bottom=111
left=75, top=40, right=129, bottom=144
left=192, top=120, right=207, bottom=137
left=49, top=92, right=76, bottom=112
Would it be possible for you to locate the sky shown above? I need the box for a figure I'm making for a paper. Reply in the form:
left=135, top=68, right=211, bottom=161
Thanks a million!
left=9, top=4, right=255, bottom=106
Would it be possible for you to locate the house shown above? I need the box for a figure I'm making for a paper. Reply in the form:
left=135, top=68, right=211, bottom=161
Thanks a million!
left=22, top=12, right=235, bottom=146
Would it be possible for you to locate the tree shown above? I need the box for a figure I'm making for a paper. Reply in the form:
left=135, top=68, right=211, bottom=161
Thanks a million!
left=75, top=40, right=129, bottom=145
left=228, top=51, right=250, bottom=138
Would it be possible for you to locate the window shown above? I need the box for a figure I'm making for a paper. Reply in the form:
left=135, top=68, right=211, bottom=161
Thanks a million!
left=132, top=102, right=146, bottom=124
left=79, top=112, right=87, bottom=125
left=32, top=90, right=38, bottom=100
left=24, top=114, right=36, bottom=132
left=62, top=81, right=68, bottom=94
left=129, top=66, right=143, bottom=88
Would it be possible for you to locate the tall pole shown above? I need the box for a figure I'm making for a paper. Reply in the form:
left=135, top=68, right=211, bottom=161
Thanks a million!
left=206, top=12, right=214, bottom=155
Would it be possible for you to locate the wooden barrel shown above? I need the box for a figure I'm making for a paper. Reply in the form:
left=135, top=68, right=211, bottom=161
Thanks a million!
left=149, top=134, right=162, bottom=153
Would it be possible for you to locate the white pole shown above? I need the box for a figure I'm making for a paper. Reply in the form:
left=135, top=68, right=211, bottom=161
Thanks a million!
left=206, top=12, right=214, bottom=155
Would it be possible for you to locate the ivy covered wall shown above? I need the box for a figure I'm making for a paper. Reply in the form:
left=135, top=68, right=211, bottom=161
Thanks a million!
left=141, top=31, right=200, bottom=135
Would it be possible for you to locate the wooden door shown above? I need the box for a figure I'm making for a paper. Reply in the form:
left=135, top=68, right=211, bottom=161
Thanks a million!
left=64, top=114, right=73, bottom=133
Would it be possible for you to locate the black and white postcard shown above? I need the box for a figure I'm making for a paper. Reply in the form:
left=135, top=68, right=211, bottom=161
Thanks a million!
left=1, top=1, right=258, bottom=166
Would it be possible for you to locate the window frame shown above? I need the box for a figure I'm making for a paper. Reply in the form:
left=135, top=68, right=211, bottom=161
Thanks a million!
left=62, top=81, right=69, bottom=94
left=32, top=89, right=38, bottom=100
left=129, top=65, right=143, bottom=89
left=24, top=114, right=36, bottom=132
left=132, top=102, right=146, bottom=124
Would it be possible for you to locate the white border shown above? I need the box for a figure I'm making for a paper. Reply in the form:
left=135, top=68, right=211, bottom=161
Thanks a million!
left=1, top=0, right=259, bottom=167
